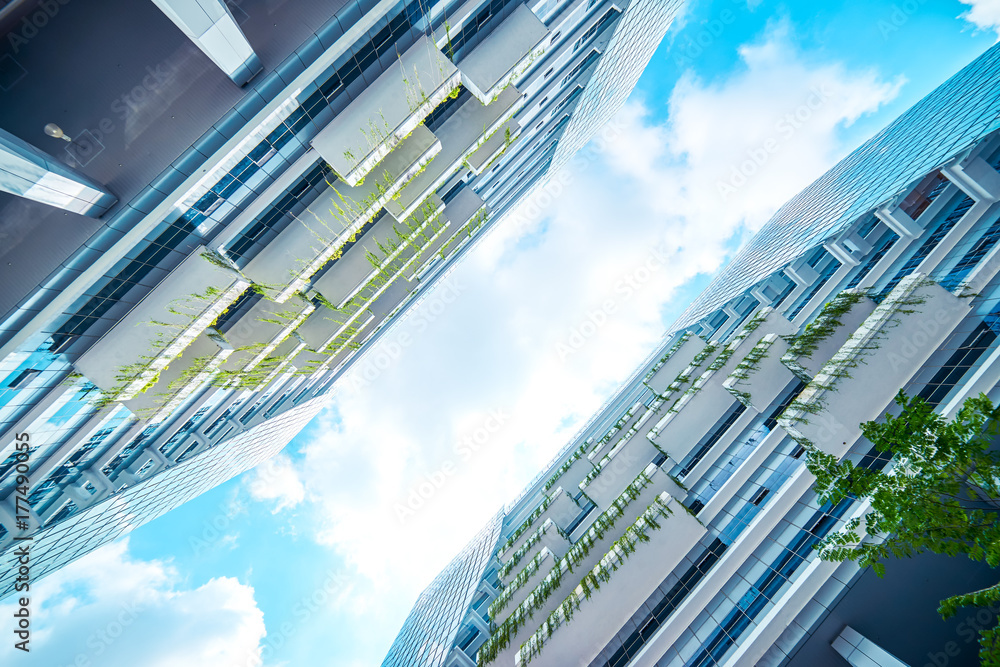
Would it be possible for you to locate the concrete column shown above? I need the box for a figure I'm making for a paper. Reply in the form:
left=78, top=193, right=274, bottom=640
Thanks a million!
left=785, top=262, right=819, bottom=287
left=0, top=128, right=116, bottom=217
left=152, top=0, right=262, bottom=86
left=943, top=156, right=1000, bottom=203
left=876, top=205, right=921, bottom=239
left=832, top=626, right=910, bottom=667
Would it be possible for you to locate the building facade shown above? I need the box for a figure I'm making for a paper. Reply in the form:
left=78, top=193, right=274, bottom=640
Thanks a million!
left=384, top=41, right=1000, bottom=667
left=0, top=0, right=681, bottom=597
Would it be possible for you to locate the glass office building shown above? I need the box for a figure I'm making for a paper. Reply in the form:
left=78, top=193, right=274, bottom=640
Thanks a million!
left=0, top=0, right=681, bottom=598
left=387, top=42, right=1000, bottom=667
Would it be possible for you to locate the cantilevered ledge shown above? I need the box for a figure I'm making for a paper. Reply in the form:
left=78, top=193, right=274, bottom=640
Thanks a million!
left=151, top=0, right=262, bottom=85
left=0, top=128, right=116, bottom=217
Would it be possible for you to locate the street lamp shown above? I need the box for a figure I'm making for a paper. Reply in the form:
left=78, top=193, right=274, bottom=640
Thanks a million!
left=44, top=123, right=72, bottom=142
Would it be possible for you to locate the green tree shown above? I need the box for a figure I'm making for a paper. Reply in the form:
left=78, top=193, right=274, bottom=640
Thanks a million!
left=806, top=391, right=1000, bottom=665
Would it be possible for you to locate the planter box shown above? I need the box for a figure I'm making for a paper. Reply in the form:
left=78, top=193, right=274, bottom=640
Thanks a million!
left=312, top=36, right=459, bottom=186
left=648, top=309, right=794, bottom=463
left=722, top=333, right=797, bottom=412
left=466, top=119, right=521, bottom=174
left=122, top=331, right=232, bottom=422
left=482, top=466, right=685, bottom=667
left=499, top=518, right=570, bottom=585
left=74, top=247, right=247, bottom=400
left=778, top=274, right=970, bottom=458
left=580, top=435, right=671, bottom=510
left=491, top=548, right=556, bottom=626
left=220, top=298, right=315, bottom=374
left=588, top=400, right=647, bottom=462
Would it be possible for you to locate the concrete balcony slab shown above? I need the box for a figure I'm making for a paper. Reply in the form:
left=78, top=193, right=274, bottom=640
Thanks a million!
left=722, top=333, right=797, bottom=412
left=73, top=246, right=247, bottom=400
left=515, top=493, right=706, bottom=667
left=458, top=4, right=549, bottom=103
left=466, top=118, right=521, bottom=174
left=312, top=36, right=459, bottom=186
left=219, top=297, right=315, bottom=374
left=778, top=274, right=970, bottom=458
left=781, top=290, right=878, bottom=382
left=385, top=86, right=523, bottom=222
left=122, top=330, right=232, bottom=422
left=498, top=518, right=570, bottom=585
left=242, top=125, right=441, bottom=302
left=483, top=465, right=684, bottom=667
left=648, top=309, right=794, bottom=463
left=643, top=333, right=707, bottom=396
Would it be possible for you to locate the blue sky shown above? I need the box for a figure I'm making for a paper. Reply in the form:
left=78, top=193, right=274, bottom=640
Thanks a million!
left=4, top=2, right=999, bottom=666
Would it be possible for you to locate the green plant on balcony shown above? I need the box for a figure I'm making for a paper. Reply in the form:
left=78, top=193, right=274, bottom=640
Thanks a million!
left=517, top=495, right=675, bottom=665
left=499, top=520, right=566, bottom=580
left=541, top=443, right=590, bottom=494
left=489, top=550, right=550, bottom=621
left=642, top=332, right=691, bottom=385
left=726, top=337, right=776, bottom=407
left=499, top=496, right=554, bottom=556
left=478, top=470, right=660, bottom=665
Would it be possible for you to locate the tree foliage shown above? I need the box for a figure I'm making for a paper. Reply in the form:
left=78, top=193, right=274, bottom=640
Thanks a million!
left=807, top=391, right=1000, bottom=665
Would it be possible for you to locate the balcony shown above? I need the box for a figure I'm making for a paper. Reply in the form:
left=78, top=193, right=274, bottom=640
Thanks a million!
left=489, top=547, right=556, bottom=626
left=385, top=86, right=523, bottom=222
left=310, top=204, right=445, bottom=311
left=458, top=4, right=550, bottom=103
left=73, top=247, right=249, bottom=402
left=295, top=198, right=449, bottom=355
left=498, top=519, right=570, bottom=584
left=778, top=274, right=970, bottom=458
left=721, top=333, right=797, bottom=412
left=217, top=297, right=315, bottom=382
left=643, top=333, right=708, bottom=396
left=241, top=125, right=441, bottom=302
left=587, top=399, right=648, bottom=462
left=311, top=36, right=460, bottom=186
left=480, top=466, right=703, bottom=667
left=121, top=331, right=232, bottom=423
left=514, top=492, right=705, bottom=667
left=539, top=444, right=595, bottom=498
left=579, top=429, right=677, bottom=511
left=780, top=289, right=877, bottom=382
left=466, top=119, right=522, bottom=174
left=648, top=309, right=794, bottom=463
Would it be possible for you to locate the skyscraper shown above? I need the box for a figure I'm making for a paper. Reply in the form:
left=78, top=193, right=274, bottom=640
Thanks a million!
left=385, top=40, right=1000, bottom=667
left=0, top=0, right=683, bottom=597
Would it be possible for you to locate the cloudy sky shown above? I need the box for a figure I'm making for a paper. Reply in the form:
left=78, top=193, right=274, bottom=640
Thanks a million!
left=6, top=1, right=1000, bottom=665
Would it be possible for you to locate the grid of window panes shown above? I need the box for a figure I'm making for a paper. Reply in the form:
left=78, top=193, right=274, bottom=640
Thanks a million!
left=551, top=0, right=684, bottom=170
left=675, top=42, right=1000, bottom=330
left=380, top=513, right=503, bottom=667
left=0, top=394, right=328, bottom=598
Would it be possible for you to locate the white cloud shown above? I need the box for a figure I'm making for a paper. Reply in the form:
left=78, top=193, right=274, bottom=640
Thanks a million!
left=0, top=540, right=267, bottom=667
left=246, top=453, right=306, bottom=514
left=960, top=0, right=1000, bottom=38
left=267, top=21, right=904, bottom=664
